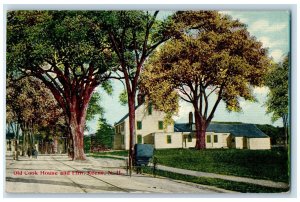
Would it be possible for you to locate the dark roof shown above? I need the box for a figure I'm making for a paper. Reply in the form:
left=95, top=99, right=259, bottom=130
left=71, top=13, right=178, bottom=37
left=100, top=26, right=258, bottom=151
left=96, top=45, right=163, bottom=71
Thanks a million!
left=115, top=103, right=143, bottom=125
left=174, top=123, right=268, bottom=138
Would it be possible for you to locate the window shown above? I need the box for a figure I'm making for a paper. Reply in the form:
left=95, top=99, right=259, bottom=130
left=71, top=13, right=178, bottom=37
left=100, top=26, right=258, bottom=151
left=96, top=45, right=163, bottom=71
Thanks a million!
left=137, top=135, right=142, bottom=144
left=148, top=103, right=153, bottom=115
left=214, top=135, right=218, bottom=143
left=137, top=121, right=142, bottom=130
left=120, top=123, right=125, bottom=132
left=116, top=125, right=120, bottom=134
left=207, top=135, right=211, bottom=143
left=121, top=135, right=125, bottom=144
left=167, top=135, right=172, bottom=144
left=188, top=135, right=192, bottom=142
left=158, top=121, right=163, bottom=130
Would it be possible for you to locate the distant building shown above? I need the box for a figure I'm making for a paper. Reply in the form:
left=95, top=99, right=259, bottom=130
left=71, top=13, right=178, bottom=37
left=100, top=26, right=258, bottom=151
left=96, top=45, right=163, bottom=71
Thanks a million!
left=175, top=123, right=271, bottom=150
left=113, top=102, right=271, bottom=150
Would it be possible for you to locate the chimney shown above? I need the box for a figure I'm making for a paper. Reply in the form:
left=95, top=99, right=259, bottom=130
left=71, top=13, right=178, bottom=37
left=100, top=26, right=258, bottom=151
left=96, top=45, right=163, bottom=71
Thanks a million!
left=189, top=112, right=195, bottom=131
left=137, top=93, right=145, bottom=105
left=189, top=112, right=193, bottom=124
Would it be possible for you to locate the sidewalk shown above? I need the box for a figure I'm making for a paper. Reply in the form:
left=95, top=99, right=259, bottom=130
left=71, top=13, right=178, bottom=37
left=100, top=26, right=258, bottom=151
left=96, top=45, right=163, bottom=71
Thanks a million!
left=102, top=155, right=289, bottom=189
left=5, top=154, right=227, bottom=193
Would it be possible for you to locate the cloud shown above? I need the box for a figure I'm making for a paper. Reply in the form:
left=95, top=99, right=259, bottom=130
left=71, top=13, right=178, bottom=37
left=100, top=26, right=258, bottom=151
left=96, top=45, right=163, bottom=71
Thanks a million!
left=248, top=19, right=287, bottom=34
left=270, top=49, right=284, bottom=62
left=219, top=11, right=232, bottom=16
left=239, top=100, right=251, bottom=111
left=258, top=36, right=284, bottom=49
left=253, top=87, right=269, bottom=95
left=220, top=11, right=248, bottom=23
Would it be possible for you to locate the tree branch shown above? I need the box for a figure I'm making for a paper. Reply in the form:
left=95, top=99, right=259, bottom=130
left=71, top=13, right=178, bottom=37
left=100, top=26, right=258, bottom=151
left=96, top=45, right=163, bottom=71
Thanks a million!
left=202, top=83, right=209, bottom=119
left=206, top=86, right=218, bottom=97
left=180, top=96, right=193, bottom=103
left=207, top=85, right=224, bottom=123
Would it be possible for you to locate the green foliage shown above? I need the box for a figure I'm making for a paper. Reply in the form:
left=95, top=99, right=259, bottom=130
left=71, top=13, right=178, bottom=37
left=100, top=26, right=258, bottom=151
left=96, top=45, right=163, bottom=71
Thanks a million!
left=256, top=124, right=285, bottom=145
left=101, top=11, right=172, bottom=75
left=7, top=11, right=116, bottom=121
left=88, top=155, right=126, bottom=161
left=152, top=148, right=288, bottom=182
left=118, top=89, right=128, bottom=106
left=265, top=55, right=289, bottom=123
left=101, top=11, right=173, bottom=163
left=86, top=82, right=113, bottom=129
left=95, top=118, right=115, bottom=149
left=93, top=148, right=288, bottom=183
left=7, top=11, right=118, bottom=159
left=101, top=81, right=113, bottom=96
left=7, top=11, right=116, bottom=79
left=86, top=92, right=104, bottom=121
left=84, top=136, right=91, bottom=153
left=141, top=11, right=271, bottom=126
left=93, top=150, right=128, bottom=157
left=264, top=55, right=289, bottom=147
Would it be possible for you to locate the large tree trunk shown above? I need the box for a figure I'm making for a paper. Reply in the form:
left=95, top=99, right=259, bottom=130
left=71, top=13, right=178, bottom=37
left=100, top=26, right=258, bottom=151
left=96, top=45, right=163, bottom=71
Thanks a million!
left=68, top=91, right=93, bottom=160
left=128, top=95, right=136, bottom=176
left=70, top=122, right=85, bottom=160
left=22, top=132, right=25, bottom=156
left=69, top=111, right=86, bottom=160
left=194, top=111, right=206, bottom=150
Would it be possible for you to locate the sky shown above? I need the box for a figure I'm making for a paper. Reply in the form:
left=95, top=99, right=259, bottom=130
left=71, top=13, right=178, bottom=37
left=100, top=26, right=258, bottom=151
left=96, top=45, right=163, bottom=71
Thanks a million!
left=86, top=11, right=290, bottom=134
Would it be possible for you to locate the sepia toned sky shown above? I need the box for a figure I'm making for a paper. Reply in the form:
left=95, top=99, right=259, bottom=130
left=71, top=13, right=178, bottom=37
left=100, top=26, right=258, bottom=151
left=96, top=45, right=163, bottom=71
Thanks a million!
left=86, top=10, right=290, bottom=133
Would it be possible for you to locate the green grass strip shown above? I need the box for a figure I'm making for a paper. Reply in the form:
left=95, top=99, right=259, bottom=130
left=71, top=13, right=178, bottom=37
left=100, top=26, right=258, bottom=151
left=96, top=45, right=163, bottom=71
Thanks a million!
left=142, top=167, right=289, bottom=193
left=87, top=154, right=126, bottom=161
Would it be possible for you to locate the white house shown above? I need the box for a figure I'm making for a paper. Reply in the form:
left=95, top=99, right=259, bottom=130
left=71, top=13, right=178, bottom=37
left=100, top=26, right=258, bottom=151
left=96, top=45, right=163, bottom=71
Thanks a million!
left=113, top=102, right=271, bottom=150
left=174, top=123, right=271, bottom=150
left=114, top=102, right=175, bottom=150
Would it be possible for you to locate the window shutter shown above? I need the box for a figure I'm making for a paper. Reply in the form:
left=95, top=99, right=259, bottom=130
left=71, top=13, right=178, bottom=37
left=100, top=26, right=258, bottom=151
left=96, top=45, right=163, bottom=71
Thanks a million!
left=214, top=135, right=218, bottom=143
left=158, top=121, right=163, bottom=130
left=137, top=121, right=142, bottom=130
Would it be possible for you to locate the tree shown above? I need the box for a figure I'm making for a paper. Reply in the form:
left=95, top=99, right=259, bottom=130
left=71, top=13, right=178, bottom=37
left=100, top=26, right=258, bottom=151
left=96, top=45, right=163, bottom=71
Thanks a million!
left=141, top=11, right=271, bottom=149
left=102, top=11, right=171, bottom=171
left=7, top=11, right=116, bottom=160
left=86, top=92, right=105, bottom=123
left=6, top=76, right=64, bottom=155
left=265, top=55, right=289, bottom=147
left=95, top=118, right=115, bottom=149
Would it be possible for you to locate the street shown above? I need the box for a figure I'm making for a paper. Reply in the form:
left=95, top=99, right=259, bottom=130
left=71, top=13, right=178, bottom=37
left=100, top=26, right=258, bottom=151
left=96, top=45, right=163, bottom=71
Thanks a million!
left=5, top=153, right=225, bottom=194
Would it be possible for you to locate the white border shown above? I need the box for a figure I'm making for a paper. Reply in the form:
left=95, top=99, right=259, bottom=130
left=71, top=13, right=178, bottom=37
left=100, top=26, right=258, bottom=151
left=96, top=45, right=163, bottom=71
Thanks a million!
left=0, top=1, right=298, bottom=201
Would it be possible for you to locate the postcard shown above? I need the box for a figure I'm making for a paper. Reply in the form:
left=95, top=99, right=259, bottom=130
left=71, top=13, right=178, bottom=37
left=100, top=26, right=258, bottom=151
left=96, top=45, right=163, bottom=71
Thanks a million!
left=5, top=9, right=291, bottom=194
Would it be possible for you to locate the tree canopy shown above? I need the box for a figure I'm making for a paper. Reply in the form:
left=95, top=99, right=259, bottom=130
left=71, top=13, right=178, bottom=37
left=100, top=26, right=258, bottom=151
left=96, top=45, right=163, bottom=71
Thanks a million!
left=265, top=55, right=289, bottom=146
left=142, top=11, right=271, bottom=149
left=100, top=11, right=172, bottom=172
left=7, top=11, right=116, bottom=160
left=6, top=76, right=64, bottom=155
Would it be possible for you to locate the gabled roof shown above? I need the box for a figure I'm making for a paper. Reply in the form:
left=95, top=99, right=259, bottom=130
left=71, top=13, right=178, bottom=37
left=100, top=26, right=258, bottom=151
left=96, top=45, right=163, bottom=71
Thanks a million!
left=115, top=103, right=143, bottom=125
left=174, top=123, right=268, bottom=138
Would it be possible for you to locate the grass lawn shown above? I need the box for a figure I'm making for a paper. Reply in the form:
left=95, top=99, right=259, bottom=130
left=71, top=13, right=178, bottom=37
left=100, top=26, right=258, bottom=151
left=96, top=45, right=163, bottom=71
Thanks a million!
left=91, top=150, right=128, bottom=157
left=154, top=148, right=289, bottom=183
left=142, top=168, right=289, bottom=193
left=86, top=154, right=126, bottom=160
left=92, top=148, right=289, bottom=183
